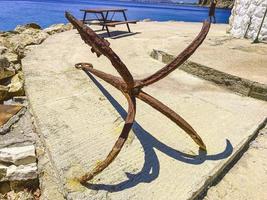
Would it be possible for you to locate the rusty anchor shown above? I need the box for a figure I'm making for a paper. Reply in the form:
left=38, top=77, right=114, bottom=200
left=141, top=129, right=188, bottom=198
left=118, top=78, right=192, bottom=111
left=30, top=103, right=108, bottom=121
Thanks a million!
left=65, top=11, right=211, bottom=184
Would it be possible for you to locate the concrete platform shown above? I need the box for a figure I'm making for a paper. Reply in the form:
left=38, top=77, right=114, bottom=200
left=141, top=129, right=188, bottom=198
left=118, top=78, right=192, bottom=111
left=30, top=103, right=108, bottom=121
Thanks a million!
left=132, top=22, right=267, bottom=85
left=22, top=22, right=267, bottom=200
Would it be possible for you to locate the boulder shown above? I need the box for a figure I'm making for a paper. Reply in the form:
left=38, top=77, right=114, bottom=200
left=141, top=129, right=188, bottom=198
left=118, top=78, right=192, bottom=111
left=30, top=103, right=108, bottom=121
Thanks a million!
left=14, top=23, right=42, bottom=33
left=0, top=56, right=15, bottom=80
left=0, top=55, right=10, bottom=68
left=7, top=71, right=25, bottom=96
left=6, top=163, right=37, bottom=181
left=0, top=145, right=36, bottom=166
left=4, top=29, right=49, bottom=58
left=44, top=23, right=73, bottom=35
left=3, top=51, right=19, bottom=64
left=0, top=181, right=11, bottom=194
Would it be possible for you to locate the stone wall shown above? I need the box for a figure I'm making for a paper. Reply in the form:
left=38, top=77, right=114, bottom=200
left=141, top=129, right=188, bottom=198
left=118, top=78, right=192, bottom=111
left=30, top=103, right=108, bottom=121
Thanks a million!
left=229, top=0, right=267, bottom=40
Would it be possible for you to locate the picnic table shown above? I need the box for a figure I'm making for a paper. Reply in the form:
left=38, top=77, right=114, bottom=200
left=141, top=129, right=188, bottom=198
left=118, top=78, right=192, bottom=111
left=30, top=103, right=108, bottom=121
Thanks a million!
left=80, top=8, right=138, bottom=37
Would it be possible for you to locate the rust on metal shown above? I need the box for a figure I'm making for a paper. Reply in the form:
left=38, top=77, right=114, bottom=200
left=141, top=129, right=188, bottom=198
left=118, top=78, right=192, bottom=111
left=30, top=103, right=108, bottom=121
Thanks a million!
left=65, top=11, right=211, bottom=184
left=0, top=104, right=23, bottom=127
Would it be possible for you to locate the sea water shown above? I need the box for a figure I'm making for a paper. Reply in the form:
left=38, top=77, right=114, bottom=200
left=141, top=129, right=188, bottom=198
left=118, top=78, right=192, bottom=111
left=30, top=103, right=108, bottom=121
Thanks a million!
left=0, top=0, right=231, bottom=31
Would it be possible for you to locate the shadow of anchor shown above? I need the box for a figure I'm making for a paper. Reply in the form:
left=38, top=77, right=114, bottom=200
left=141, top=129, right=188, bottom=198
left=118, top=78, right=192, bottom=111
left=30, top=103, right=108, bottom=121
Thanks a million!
left=83, top=72, right=233, bottom=192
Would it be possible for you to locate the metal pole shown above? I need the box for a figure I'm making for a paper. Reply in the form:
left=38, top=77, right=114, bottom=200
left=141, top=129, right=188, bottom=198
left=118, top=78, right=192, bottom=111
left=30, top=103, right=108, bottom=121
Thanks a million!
left=253, top=5, right=267, bottom=43
left=244, top=16, right=252, bottom=38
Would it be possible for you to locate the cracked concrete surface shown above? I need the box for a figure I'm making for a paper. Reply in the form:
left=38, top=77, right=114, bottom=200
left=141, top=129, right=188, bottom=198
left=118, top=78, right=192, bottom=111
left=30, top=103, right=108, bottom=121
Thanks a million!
left=22, top=22, right=267, bottom=200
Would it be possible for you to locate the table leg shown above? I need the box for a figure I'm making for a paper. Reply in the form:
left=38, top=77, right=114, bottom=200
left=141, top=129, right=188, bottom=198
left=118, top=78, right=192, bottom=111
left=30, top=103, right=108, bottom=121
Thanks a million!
left=101, top=12, right=111, bottom=37
left=82, top=12, right=87, bottom=24
left=122, top=11, right=131, bottom=32
left=102, top=11, right=109, bottom=31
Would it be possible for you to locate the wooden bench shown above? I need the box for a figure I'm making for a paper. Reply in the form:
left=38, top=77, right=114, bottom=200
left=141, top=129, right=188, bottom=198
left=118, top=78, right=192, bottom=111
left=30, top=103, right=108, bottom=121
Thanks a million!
left=105, top=20, right=138, bottom=27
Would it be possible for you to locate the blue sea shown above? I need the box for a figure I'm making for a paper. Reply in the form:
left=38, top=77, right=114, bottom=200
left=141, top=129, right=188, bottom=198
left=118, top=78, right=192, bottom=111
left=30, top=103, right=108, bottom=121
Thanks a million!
left=0, top=0, right=231, bottom=31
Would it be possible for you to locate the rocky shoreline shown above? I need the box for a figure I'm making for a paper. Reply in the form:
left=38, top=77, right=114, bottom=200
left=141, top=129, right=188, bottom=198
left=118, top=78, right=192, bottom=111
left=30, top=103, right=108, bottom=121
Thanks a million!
left=198, top=0, right=234, bottom=8
left=0, top=22, right=73, bottom=103
left=0, top=22, right=73, bottom=200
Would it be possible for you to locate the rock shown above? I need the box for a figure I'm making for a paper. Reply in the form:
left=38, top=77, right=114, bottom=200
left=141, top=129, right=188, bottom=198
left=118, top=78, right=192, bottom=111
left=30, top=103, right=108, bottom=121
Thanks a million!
left=14, top=23, right=42, bottom=33
left=3, top=51, right=19, bottom=64
left=4, top=29, right=49, bottom=58
left=0, top=55, right=10, bottom=69
left=9, top=179, right=39, bottom=193
left=7, top=71, right=25, bottom=96
left=0, top=46, right=7, bottom=54
left=198, top=0, right=234, bottom=8
left=0, top=145, right=36, bottom=165
left=0, top=181, right=11, bottom=194
left=6, top=190, right=35, bottom=200
left=0, top=36, right=6, bottom=47
left=12, top=64, right=21, bottom=72
left=12, top=96, right=27, bottom=104
left=0, top=85, right=9, bottom=101
left=44, top=23, right=73, bottom=35
left=6, top=163, right=37, bottom=181
left=0, top=56, right=16, bottom=81
left=0, top=106, right=26, bottom=135
left=142, top=18, right=152, bottom=22
left=0, top=164, right=7, bottom=179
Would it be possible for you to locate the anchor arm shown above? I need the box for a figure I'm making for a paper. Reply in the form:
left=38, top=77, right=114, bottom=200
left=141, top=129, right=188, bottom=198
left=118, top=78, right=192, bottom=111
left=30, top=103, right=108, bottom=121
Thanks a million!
left=78, top=93, right=136, bottom=183
left=136, top=21, right=211, bottom=88
left=65, top=12, right=135, bottom=88
left=137, top=90, right=206, bottom=150
left=75, top=63, right=127, bottom=92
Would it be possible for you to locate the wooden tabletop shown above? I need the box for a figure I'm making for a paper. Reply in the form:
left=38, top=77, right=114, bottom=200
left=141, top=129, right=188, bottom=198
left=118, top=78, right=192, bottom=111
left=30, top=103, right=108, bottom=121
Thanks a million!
left=80, top=8, right=128, bottom=13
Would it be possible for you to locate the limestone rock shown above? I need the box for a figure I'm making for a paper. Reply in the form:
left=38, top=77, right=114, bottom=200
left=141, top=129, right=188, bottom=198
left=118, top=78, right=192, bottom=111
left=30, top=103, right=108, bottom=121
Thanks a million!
left=0, top=45, right=7, bottom=54
left=0, top=56, right=15, bottom=81
left=14, top=23, right=42, bottom=33
left=3, top=51, right=19, bottom=64
left=198, top=0, right=234, bottom=8
left=0, top=46, right=20, bottom=67
left=12, top=64, right=22, bottom=71
left=6, top=190, right=35, bottom=200
left=0, top=106, right=26, bottom=135
left=0, top=181, right=11, bottom=194
left=0, top=164, right=7, bottom=179
left=44, top=23, right=73, bottom=35
left=0, top=145, right=36, bottom=165
left=0, top=55, right=10, bottom=68
left=0, top=35, right=7, bottom=47
left=0, top=85, right=9, bottom=101
left=6, top=163, right=37, bottom=181
left=7, top=71, right=25, bottom=96
left=4, top=29, right=49, bottom=57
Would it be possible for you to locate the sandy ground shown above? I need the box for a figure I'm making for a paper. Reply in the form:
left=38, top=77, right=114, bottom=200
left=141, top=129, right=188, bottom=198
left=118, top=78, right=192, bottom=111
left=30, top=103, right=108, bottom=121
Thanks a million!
left=22, top=22, right=267, bottom=200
